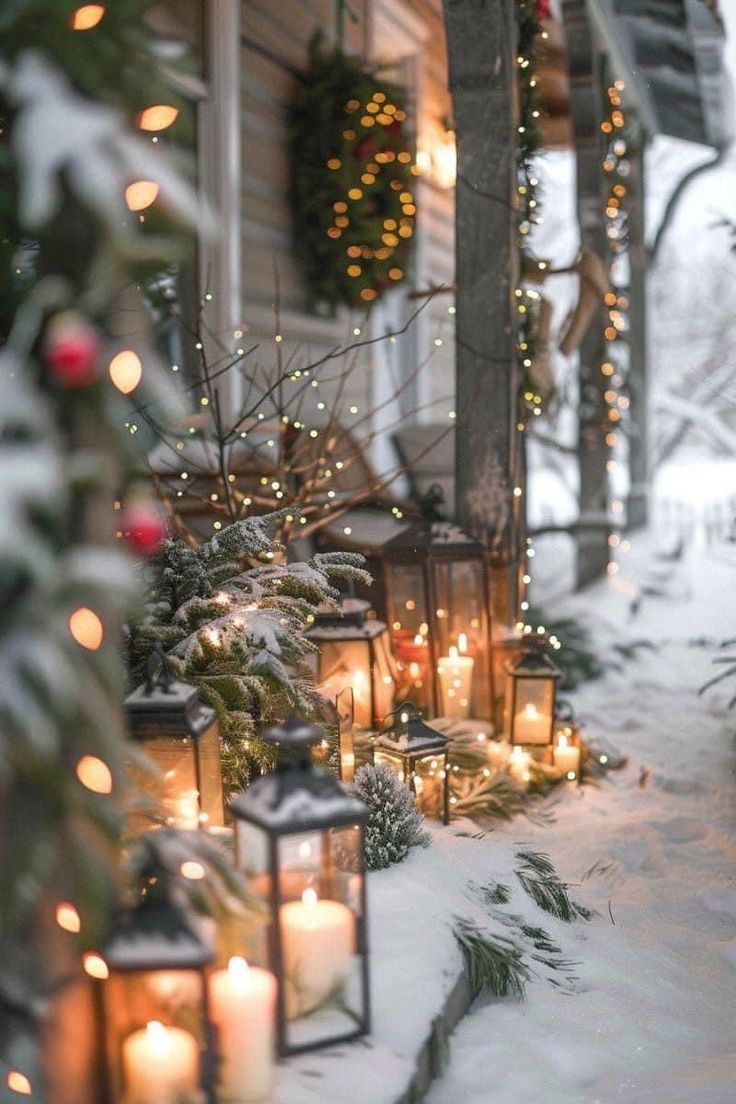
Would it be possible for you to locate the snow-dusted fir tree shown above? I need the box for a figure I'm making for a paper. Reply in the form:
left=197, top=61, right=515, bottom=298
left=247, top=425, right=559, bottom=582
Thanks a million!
left=128, top=511, right=370, bottom=786
left=352, top=763, right=430, bottom=870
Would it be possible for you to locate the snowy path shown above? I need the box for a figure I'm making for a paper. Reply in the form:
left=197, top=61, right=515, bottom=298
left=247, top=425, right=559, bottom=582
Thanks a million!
left=426, top=536, right=736, bottom=1104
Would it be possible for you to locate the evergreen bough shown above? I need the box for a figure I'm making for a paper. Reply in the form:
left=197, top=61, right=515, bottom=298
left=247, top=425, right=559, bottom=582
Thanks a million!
left=352, top=763, right=430, bottom=871
left=128, top=511, right=371, bottom=790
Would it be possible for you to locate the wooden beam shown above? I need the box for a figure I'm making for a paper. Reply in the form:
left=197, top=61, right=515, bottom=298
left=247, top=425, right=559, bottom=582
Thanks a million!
left=560, top=0, right=611, bottom=588
left=443, top=0, right=522, bottom=632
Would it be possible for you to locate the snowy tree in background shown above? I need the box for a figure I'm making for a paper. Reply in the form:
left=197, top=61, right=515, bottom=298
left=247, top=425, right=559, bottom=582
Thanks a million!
left=352, top=763, right=430, bottom=871
left=128, top=511, right=370, bottom=788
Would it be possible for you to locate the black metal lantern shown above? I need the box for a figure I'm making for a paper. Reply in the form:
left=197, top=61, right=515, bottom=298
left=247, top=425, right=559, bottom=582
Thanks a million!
left=372, top=702, right=450, bottom=825
left=305, top=598, right=397, bottom=729
left=125, top=660, right=225, bottom=832
left=94, top=896, right=215, bottom=1104
left=230, top=715, right=370, bottom=1056
left=382, top=489, right=493, bottom=721
left=504, top=639, right=562, bottom=756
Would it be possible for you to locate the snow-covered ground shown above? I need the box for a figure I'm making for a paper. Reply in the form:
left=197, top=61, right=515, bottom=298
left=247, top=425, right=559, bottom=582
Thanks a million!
left=426, top=532, right=736, bottom=1104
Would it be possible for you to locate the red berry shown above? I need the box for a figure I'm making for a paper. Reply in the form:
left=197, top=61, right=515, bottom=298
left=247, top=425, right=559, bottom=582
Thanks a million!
left=45, top=313, right=101, bottom=389
left=121, top=504, right=166, bottom=556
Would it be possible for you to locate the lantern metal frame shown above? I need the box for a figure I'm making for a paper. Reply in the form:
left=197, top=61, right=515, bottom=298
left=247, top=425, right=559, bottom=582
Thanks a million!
left=125, top=661, right=225, bottom=831
left=372, top=702, right=451, bottom=825
left=504, top=640, right=562, bottom=756
left=97, top=896, right=216, bottom=1104
left=230, top=716, right=371, bottom=1057
left=305, top=598, right=398, bottom=730
left=381, top=494, right=494, bottom=721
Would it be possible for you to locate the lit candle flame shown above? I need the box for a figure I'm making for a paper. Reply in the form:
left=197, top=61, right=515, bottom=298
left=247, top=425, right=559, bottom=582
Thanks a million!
left=449, top=645, right=458, bottom=661
left=558, top=732, right=568, bottom=749
left=302, top=887, right=318, bottom=906
left=146, top=1021, right=171, bottom=1058
left=228, top=956, right=249, bottom=984
left=524, top=703, right=539, bottom=720
left=458, top=632, right=468, bottom=654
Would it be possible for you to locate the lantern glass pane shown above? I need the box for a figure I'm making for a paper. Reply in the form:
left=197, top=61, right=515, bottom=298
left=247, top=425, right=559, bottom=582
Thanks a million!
left=276, top=827, right=365, bottom=1051
left=374, top=748, right=407, bottom=783
left=195, top=719, right=225, bottom=827
left=432, top=559, right=491, bottom=719
left=511, top=677, right=555, bottom=745
left=129, top=736, right=199, bottom=830
left=319, top=639, right=373, bottom=728
left=103, top=970, right=206, bottom=1103
left=371, top=631, right=396, bottom=724
left=414, top=753, right=447, bottom=821
left=388, top=564, right=431, bottom=711
left=336, top=687, right=356, bottom=782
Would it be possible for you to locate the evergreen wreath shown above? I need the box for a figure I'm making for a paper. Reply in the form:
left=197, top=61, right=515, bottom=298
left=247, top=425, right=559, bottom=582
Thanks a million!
left=290, top=37, right=417, bottom=309
left=352, top=763, right=430, bottom=871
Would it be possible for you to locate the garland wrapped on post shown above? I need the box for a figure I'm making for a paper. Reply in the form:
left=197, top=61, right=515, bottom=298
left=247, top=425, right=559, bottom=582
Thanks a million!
left=290, top=37, right=417, bottom=309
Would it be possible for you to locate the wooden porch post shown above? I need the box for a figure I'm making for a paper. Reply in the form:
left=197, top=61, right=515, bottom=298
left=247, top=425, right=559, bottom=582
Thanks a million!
left=626, top=138, right=649, bottom=530
left=442, top=0, right=522, bottom=641
left=560, top=0, right=610, bottom=588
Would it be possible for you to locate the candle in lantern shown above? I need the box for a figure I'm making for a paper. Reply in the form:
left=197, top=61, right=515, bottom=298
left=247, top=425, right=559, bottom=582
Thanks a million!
left=553, top=732, right=581, bottom=780
left=279, top=888, right=354, bottom=1019
left=122, top=1020, right=199, bottom=1104
left=513, top=701, right=550, bottom=745
left=508, top=746, right=531, bottom=786
left=437, top=635, right=475, bottom=719
left=209, top=956, right=277, bottom=1102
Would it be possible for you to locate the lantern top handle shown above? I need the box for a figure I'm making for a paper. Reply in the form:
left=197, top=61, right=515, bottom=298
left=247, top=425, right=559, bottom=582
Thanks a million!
left=420, top=483, right=445, bottom=521
left=143, top=640, right=174, bottom=696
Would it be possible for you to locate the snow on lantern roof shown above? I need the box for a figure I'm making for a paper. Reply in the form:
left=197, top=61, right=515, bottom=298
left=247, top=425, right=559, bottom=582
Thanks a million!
left=230, top=766, right=368, bottom=832
left=505, top=646, right=562, bottom=680
left=376, top=702, right=449, bottom=757
left=104, top=898, right=214, bottom=972
left=383, top=518, right=484, bottom=557
left=125, top=678, right=216, bottom=739
left=306, top=597, right=388, bottom=641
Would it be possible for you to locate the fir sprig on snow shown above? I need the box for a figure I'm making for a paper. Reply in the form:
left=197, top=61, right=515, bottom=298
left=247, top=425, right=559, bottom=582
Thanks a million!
left=453, top=918, right=529, bottom=998
left=515, top=850, right=595, bottom=922
left=351, top=763, right=430, bottom=871
left=128, top=513, right=371, bottom=789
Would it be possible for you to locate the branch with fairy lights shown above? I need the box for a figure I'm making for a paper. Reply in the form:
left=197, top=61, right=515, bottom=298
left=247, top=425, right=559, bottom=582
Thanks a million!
left=289, top=37, right=418, bottom=309
left=131, top=294, right=455, bottom=547
left=515, top=0, right=549, bottom=422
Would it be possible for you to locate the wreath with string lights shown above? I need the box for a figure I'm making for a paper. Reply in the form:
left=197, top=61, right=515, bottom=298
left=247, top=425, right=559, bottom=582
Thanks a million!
left=290, top=39, right=417, bottom=309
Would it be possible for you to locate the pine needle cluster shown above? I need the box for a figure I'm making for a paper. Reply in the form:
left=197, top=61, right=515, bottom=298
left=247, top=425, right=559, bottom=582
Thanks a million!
left=351, top=763, right=430, bottom=871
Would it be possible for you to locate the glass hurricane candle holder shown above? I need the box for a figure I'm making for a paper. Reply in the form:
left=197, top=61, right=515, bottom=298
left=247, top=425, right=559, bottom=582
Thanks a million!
left=125, top=662, right=225, bottom=833
left=230, top=715, right=370, bottom=1057
left=305, top=598, right=397, bottom=729
left=381, top=489, right=493, bottom=720
left=504, top=638, right=562, bottom=755
left=93, top=896, right=215, bottom=1104
left=372, top=701, right=450, bottom=824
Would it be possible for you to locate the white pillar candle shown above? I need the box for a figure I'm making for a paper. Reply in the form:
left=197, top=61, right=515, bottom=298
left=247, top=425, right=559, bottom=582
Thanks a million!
left=437, top=639, right=474, bottom=719
left=553, top=733, right=581, bottom=780
left=508, top=746, right=531, bottom=786
left=280, top=888, right=355, bottom=1019
left=209, top=957, right=276, bottom=1103
left=122, top=1020, right=199, bottom=1104
left=513, top=701, right=550, bottom=745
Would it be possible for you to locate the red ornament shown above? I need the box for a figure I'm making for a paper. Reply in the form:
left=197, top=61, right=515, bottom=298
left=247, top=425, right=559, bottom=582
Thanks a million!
left=121, top=502, right=166, bottom=556
left=44, top=312, right=101, bottom=389
left=537, top=0, right=550, bottom=18
left=354, top=137, right=377, bottom=161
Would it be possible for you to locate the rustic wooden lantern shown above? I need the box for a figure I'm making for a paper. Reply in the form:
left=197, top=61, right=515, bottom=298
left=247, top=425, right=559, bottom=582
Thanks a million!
left=372, top=701, right=450, bottom=824
left=95, top=896, right=215, bottom=1104
left=305, top=598, right=397, bottom=729
left=231, top=716, right=370, bottom=1056
left=125, top=661, right=225, bottom=832
left=381, top=491, right=494, bottom=721
left=504, top=638, right=562, bottom=755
